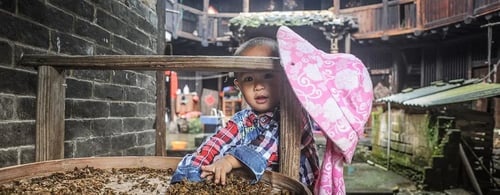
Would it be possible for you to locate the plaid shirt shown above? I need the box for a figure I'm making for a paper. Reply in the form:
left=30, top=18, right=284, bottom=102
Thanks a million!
left=173, top=107, right=319, bottom=186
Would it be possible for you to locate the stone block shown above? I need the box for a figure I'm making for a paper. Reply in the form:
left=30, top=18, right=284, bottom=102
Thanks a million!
left=66, top=78, right=92, bottom=99
left=71, top=70, right=111, bottom=82
left=65, top=119, right=92, bottom=140
left=0, top=41, right=11, bottom=65
left=0, top=149, right=17, bottom=168
left=124, top=147, right=145, bottom=156
left=92, top=118, right=123, bottom=136
left=20, top=146, right=35, bottom=164
left=16, top=96, right=36, bottom=120
left=110, top=102, right=137, bottom=117
left=96, top=9, right=127, bottom=37
left=0, top=122, right=35, bottom=148
left=50, top=31, right=94, bottom=55
left=127, top=27, right=150, bottom=48
left=123, top=118, right=146, bottom=132
left=0, top=11, right=49, bottom=49
left=137, top=131, right=155, bottom=145
left=64, top=141, right=74, bottom=158
left=94, top=83, right=124, bottom=100
left=0, top=0, right=15, bottom=13
left=0, top=95, right=14, bottom=120
left=124, top=87, right=146, bottom=102
left=75, top=137, right=111, bottom=157
left=137, top=103, right=155, bottom=117
left=48, top=0, right=94, bottom=21
left=111, top=134, right=136, bottom=150
left=69, top=100, right=109, bottom=118
left=75, top=19, right=111, bottom=46
left=112, top=70, right=137, bottom=86
left=0, top=67, right=36, bottom=96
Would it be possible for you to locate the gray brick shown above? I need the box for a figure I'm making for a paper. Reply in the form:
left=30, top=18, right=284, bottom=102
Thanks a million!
left=0, top=11, right=49, bottom=49
left=0, top=122, right=36, bottom=148
left=65, top=119, right=92, bottom=140
left=50, top=32, right=94, bottom=55
left=145, top=145, right=155, bottom=155
left=0, top=41, right=12, bottom=65
left=137, top=131, right=155, bottom=145
left=75, top=137, right=111, bottom=157
left=94, top=83, right=124, bottom=100
left=137, top=16, right=157, bottom=35
left=0, top=0, right=15, bottom=13
left=111, top=102, right=137, bottom=117
left=69, top=100, right=109, bottom=118
left=71, top=70, right=111, bottom=82
left=92, top=118, right=123, bottom=136
left=112, top=70, right=137, bottom=86
left=124, top=147, right=145, bottom=156
left=137, top=103, right=155, bottom=117
left=111, top=134, right=136, bottom=150
left=127, top=27, right=150, bottom=48
left=20, top=147, right=35, bottom=164
left=96, top=9, right=127, bottom=37
left=75, top=18, right=111, bottom=47
left=16, top=97, right=36, bottom=120
left=64, top=141, right=75, bottom=158
left=0, top=67, right=36, bottom=96
left=124, top=87, right=146, bottom=101
left=0, top=149, right=17, bottom=168
left=137, top=73, right=155, bottom=90
left=19, top=0, right=74, bottom=33
left=49, top=0, right=94, bottom=21
left=95, top=45, right=121, bottom=55
left=66, top=79, right=93, bottom=99
left=92, top=0, right=112, bottom=12
left=14, top=45, right=44, bottom=72
left=0, top=95, right=14, bottom=120
left=123, top=118, right=145, bottom=132
left=110, top=0, right=138, bottom=25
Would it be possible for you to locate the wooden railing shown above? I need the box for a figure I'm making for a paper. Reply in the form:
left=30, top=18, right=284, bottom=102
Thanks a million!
left=19, top=55, right=303, bottom=181
left=340, top=0, right=500, bottom=39
left=171, top=4, right=237, bottom=44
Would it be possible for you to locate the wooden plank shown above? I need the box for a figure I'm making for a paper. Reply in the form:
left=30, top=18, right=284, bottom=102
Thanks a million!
left=279, top=76, right=302, bottom=180
left=20, top=55, right=280, bottom=72
left=36, top=66, right=65, bottom=161
left=156, top=71, right=166, bottom=156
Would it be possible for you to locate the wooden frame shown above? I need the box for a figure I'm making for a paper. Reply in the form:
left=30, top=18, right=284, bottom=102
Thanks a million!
left=19, top=55, right=302, bottom=180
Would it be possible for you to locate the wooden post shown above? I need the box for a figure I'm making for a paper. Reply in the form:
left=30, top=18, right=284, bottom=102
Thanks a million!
left=156, top=0, right=167, bottom=156
left=243, top=0, right=249, bottom=12
left=36, top=66, right=65, bottom=161
left=345, top=33, right=351, bottom=54
left=279, top=76, right=302, bottom=180
left=156, top=71, right=167, bottom=156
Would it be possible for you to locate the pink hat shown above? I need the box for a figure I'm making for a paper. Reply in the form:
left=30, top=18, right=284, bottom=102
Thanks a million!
left=277, top=26, right=373, bottom=195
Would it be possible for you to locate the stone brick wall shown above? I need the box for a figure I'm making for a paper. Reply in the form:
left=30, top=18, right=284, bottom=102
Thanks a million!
left=0, top=0, right=160, bottom=168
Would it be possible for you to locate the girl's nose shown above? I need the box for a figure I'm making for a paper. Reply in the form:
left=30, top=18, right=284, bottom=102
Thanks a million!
left=254, top=82, right=265, bottom=91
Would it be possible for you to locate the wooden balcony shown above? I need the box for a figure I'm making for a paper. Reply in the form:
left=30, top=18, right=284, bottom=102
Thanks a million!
left=166, top=3, right=238, bottom=45
left=339, top=0, right=500, bottom=39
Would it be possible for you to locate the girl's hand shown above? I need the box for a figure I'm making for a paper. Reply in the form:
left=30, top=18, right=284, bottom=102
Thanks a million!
left=200, top=155, right=240, bottom=185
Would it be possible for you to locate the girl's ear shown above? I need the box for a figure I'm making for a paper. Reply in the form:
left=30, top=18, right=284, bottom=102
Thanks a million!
left=233, top=79, right=240, bottom=90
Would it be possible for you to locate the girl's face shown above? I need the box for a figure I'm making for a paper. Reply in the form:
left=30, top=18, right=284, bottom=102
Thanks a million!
left=234, top=45, right=282, bottom=113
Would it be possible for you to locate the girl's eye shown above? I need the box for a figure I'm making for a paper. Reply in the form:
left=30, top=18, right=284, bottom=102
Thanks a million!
left=243, top=76, right=253, bottom=82
left=264, top=73, right=274, bottom=79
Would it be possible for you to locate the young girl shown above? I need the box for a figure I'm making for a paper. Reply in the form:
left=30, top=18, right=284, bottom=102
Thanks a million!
left=170, top=37, right=319, bottom=188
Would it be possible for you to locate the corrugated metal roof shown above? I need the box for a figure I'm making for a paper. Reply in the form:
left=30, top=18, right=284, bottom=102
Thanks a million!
left=403, top=82, right=500, bottom=107
left=376, top=79, right=500, bottom=107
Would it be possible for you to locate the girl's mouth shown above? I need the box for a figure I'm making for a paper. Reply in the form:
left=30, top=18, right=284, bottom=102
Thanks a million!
left=255, top=95, right=268, bottom=104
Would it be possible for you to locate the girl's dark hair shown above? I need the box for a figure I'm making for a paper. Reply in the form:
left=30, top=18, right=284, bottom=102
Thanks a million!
left=233, top=37, right=279, bottom=57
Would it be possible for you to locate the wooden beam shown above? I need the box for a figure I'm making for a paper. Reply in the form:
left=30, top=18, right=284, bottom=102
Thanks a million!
left=36, top=66, right=65, bottom=161
left=20, top=55, right=281, bottom=72
left=279, top=76, right=302, bottom=180
left=156, top=71, right=166, bottom=156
